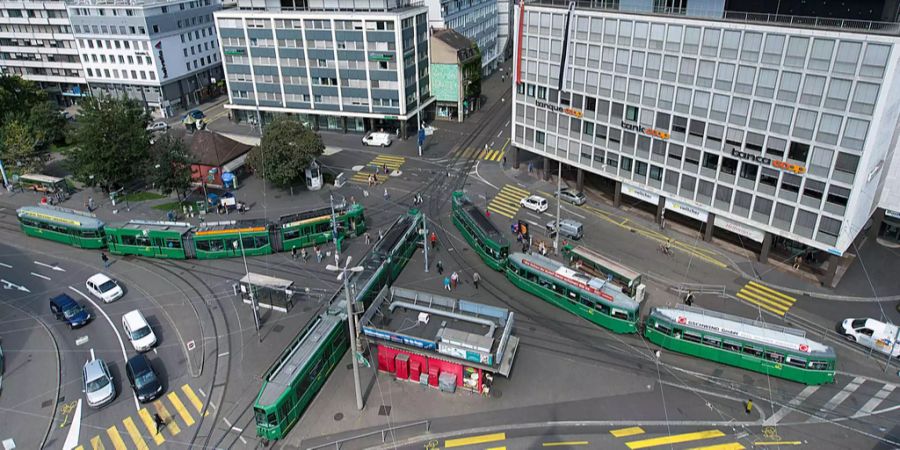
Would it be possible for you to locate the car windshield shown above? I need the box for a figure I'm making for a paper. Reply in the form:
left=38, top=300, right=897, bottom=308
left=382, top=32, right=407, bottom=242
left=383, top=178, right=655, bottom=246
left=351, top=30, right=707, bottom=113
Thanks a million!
left=86, top=374, right=109, bottom=392
left=134, top=369, right=156, bottom=388
left=62, top=304, right=83, bottom=319
left=851, top=319, right=867, bottom=329
left=98, top=281, right=117, bottom=292
left=131, top=326, right=152, bottom=340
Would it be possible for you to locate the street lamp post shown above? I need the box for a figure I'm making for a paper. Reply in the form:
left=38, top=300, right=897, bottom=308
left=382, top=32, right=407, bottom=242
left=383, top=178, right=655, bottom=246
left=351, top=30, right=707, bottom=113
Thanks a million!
left=235, top=231, right=261, bottom=341
left=326, top=256, right=365, bottom=410
left=553, top=160, right=562, bottom=255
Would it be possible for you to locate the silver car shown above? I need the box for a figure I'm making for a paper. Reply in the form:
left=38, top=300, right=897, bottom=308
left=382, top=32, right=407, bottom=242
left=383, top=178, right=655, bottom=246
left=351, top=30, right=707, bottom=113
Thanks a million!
left=556, top=189, right=587, bottom=206
left=83, top=358, right=116, bottom=408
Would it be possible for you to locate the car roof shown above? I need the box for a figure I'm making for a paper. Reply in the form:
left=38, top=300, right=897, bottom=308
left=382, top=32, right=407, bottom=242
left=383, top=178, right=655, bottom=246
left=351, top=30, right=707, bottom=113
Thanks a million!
left=127, top=354, right=151, bottom=371
left=84, top=359, right=106, bottom=378
left=87, top=273, right=112, bottom=284
left=51, top=293, right=77, bottom=306
left=123, top=310, right=148, bottom=326
left=528, top=195, right=545, bottom=200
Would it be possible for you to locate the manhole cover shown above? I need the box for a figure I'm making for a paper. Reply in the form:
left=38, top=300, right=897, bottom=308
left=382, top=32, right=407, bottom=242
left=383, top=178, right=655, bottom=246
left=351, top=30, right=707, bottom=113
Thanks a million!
left=41, top=399, right=53, bottom=408
left=272, top=324, right=285, bottom=333
left=334, top=413, right=343, bottom=421
left=378, top=405, right=391, bottom=416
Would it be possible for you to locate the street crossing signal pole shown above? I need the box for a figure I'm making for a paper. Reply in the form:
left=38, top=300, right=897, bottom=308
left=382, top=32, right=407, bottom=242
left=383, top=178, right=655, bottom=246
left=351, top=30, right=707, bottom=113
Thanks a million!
left=422, top=215, right=429, bottom=273
left=553, top=160, right=562, bottom=255
left=326, top=257, right=364, bottom=410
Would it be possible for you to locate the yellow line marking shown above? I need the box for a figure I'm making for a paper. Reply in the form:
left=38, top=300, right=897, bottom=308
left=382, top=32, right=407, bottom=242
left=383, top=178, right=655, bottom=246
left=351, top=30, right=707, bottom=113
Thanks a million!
left=610, top=427, right=645, bottom=437
left=689, top=443, right=745, bottom=450
left=488, top=203, right=519, bottom=216
left=153, top=400, right=181, bottom=436
left=753, top=441, right=802, bottom=446
left=373, top=155, right=406, bottom=161
left=626, top=430, right=726, bottom=449
left=122, top=417, right=149, bottom=450
left=75, top=446, right=84, bottom=450
left=543, top=441, right=590, bottom=446
left=106, top=426, right=128, bottom=450
left=444, top=432, right=506, bottom=448
left=740, top=285, right=794, bottom=308
left=168, top=391, right=195, bottom=426
left=138, top=408, right=165, bottom=445
left=747, top=281, right=796, bottom=302
left=503, top=185, right=531, bottom=196
left=736, top=292, right=789, bottom=316
left=499, top=137, right=511, bottom=152
left=181, top=385, right=205, bottom=414
left=486, top=447, right=507, bottom=450
left=90, top=435, right=105, bottom=450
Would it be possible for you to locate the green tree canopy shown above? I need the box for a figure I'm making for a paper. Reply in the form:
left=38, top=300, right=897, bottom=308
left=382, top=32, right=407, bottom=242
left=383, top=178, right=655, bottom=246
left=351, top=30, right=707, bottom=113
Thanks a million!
left=149, top=134, right=193, bottom=201
left=0, top=75, right=47, bottom=127
left=67, top=96, right=151, bottom=191
left=0, top=118, right=43, bottom=173
left=247, top=117, right=324, bottom=188
left=27, top=101, right=68, bottom=149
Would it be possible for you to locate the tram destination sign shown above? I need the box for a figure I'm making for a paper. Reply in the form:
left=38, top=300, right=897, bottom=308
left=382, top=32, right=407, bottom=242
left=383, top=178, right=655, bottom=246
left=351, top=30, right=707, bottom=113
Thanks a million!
left=731, top=149, right=806, bottom=174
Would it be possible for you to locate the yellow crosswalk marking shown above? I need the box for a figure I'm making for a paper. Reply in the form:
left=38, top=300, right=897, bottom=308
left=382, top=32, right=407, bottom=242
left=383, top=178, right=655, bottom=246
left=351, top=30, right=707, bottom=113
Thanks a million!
left=487, top=207, right=515, bottom=218
left=181, top=385, right=205, bottom=414
left=75, top=446, right=85, bottom=450
left=626, top=430, right=725, bottom=449
left=138, top=408, right=166, bottom=445
left=688, top=443, right=745, bottom=450
left=445, top=432, right=506, bottom=448
left=736, top=281, right=796, bottom=316
left=747, top=281, right=796, bottom=303
left=610, top=427, right=645, bottom=437
left=168, top=392, right=195, bottom=427
left=122, top=417, right=149, bottom=450
left=153, top=400, right=181, bottom=436
left=90, top=435, right=105, bottom=450
left=106, top=426, right=128, bottom=450
left=503, top=185, right=530, bottom=196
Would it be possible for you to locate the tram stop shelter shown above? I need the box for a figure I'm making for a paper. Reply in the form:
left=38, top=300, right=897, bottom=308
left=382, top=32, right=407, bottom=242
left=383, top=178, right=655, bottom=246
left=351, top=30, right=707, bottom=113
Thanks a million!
left=237, top=273, right=296, bottom=313
left=360, top=286, right=519, bottom=395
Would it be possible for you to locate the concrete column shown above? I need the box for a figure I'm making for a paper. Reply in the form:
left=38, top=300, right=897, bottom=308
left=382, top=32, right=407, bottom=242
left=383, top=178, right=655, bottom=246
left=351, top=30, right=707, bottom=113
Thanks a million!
left=613, top=181, right=622, bottom=207
left=513, top=147, right=520, bottom=169
left=312, top=115, right=320, bottom=131
left=759, top=231, right=772, bottom=264
left=543, top=156, right=551, bottom=181
left=868, top=207, right=885, bottom=240
left=576, top=168, right=584, bottom=192
left=400, top=120, right=408, bottom=140
left=341, top=116, right=348, bottom=133
left=703, top=212, right=715, bottom=242
left=822, top=253, right=841, bottom=288
left=656, top=196, right=666, bottom=224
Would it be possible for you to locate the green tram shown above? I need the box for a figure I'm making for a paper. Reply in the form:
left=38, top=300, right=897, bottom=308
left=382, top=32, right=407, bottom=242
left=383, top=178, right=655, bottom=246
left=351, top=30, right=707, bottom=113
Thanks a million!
left=506, top=252, right=641, bottom=334
left=451, top=191, right=509, bottom=271
left=106, top=220, right=192, bottom=259
left=279, top=203, right=366, bottom=251
left=563, top=245, right=646, bottom=302
left=16, top=206, right=106, bottom=249
left=191, top=219, right=273, bottom=260
left=253, top=210, right=424, bottom=441
left=645, top=306, right=836, bottom=385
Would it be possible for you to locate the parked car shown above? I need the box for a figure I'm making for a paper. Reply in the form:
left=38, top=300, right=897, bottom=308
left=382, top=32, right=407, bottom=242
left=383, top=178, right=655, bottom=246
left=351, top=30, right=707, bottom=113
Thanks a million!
left=122, top=310, right=157, bottom=352
left=184, top=110, right=205, bottom=120
left=85, top=273, right=123, bottom=303
left=520, top=195, right=549, bottom=213
left=126, top=354, right=163, bottom=403
left=49, top=294, right=91, bottom=329
left=546, top=219, right=584, bottom=240
left=83, top=358, right=116, bottom=408
left=362, top=132, right=393, bottom=147
left=146, top=121, right=170, bottom=132
left=556, top=188, right=587, bottom=206
left=838, top=318, right=900, bottom=357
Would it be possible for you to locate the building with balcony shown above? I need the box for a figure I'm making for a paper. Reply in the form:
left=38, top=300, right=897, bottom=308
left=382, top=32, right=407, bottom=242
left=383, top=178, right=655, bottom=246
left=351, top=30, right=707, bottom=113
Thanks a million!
left=0, top=1, right=87, bottom=106
left=422, top=0, right=499, bottom=74
left=511, top=0, right=900, bottom=285
left=66, top=0, right=224, bottom=118
left=214, top=0, right=433, bottom=137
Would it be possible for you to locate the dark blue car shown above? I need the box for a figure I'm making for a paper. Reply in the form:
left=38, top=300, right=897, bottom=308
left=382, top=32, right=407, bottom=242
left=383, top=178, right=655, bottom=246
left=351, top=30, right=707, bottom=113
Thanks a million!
left=49, top=294, right=91, bottom=328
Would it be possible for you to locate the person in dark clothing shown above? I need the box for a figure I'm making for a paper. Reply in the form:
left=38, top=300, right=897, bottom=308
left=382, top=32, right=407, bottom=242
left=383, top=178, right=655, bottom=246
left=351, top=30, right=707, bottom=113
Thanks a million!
left=101, top=252, right=110, bottom=268
left=291, top=247, right=297, bottom=260
left=436, top=260, right=444, bottom=274
left=153, top=413, right=166, bottom=434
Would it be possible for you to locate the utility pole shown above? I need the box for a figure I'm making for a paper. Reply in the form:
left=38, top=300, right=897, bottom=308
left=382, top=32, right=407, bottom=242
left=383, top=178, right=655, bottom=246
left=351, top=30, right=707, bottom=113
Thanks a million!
left=553, top=160, right=562, bottom=255
left=329, top=193, right=342, bottom=254
left=236, top=231, right=261, bottom=341
left=885, top=323, right=899, bottom=373
left=422, top=215, right=429, bottom=273
left=326, top=257, right=364, bottom=410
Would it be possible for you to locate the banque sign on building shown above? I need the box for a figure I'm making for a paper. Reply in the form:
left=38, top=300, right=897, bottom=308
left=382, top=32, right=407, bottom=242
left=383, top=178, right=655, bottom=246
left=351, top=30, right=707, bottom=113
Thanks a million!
left=731, top=149, right=807, bottom=174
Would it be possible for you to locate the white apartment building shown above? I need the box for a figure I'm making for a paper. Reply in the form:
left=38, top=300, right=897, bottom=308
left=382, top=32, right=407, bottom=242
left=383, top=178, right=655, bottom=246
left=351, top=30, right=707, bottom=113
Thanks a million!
left=511, top=0, right=900, bottom=285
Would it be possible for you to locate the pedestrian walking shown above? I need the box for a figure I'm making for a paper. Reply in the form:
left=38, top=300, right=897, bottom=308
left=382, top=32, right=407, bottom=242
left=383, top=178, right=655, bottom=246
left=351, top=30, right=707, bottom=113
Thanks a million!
left=383, top=163, right=388, bottom=174
left=365, top=232, right=371, bottom=245
left=384, top=188, right=389, bottom=201
left=314, top=245, right=322, bottom=263
left=436, top=260, right=444, bottom=274
left=291, top=247, right=297, bottom=260
left=101, top=252, right=110, bottom=268
left=444, top=276, right=451, bottom=291
left=87, top=196, right=94, bottom=212
left=793, top=255, right=802, bottom=270
left=301, top=248, right=308, bottom=262
left=683, top=291, right=694, bottom=307
left=450, top=271, right=459, bottom=289
left=745, top=399, right=753, bottom=414
left=430, top=232, right=437, bottom=250
left=153, top=413, right=166, bottom=434
left=473, top=272, right=481, bottom=290
left=502, top=155, right=507, bottom=167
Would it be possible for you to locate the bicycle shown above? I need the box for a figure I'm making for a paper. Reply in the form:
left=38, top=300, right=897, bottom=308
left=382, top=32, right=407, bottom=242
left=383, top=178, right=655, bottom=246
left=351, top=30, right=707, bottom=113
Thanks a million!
left=658, top=243, right=674, bottom=257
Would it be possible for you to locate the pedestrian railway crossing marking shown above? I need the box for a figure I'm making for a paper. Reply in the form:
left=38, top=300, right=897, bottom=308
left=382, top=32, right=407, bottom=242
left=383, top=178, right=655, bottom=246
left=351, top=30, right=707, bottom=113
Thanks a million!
left=350, top=155, right=406, bottom=184
left=735, top=281, right=796, bottom=316
left=488, top=184, right=529, bottom=219
left=74, top=384, right=206, bottom=450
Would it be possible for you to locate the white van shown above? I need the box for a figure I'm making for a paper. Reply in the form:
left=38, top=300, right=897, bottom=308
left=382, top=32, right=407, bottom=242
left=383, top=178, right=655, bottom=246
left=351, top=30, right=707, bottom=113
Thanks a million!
left=839, top=318, right=900, bottom=357
left=122, top=310, right=158, bottom=352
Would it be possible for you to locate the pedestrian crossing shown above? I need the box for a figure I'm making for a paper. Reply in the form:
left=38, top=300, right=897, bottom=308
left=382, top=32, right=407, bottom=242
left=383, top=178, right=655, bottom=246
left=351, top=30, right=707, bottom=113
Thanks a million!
left=735, top=281, right=796, bottom=316
left=769, top=374, right=900, bottom=424
left=488, top=184, right=530, bottom=219
left=75, top=384, right=206, bottom=450
left=350, top=155, right=406, bottom=184
left=610, top=427, right=744, bottom=449
left=457, top=146, right=505, bottom=161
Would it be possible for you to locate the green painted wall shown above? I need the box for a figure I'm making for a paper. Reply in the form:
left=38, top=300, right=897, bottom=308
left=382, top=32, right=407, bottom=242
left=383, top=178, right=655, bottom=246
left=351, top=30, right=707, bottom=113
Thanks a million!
left=431, top=63, right=459, bottom=102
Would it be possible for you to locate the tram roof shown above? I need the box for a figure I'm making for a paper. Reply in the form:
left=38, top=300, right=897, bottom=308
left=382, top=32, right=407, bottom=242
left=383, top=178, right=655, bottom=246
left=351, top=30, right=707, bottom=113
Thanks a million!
left=278, top=206, right=333, bottom=226
left=570, top=245, right=641, bottom=280
left=194, top=219, right=270, bottom=233
left=257, top=313, right=342, bottom=406
left=373, top=212, right=418, bottom=256
left=107, top=220, right=192, bottom=234
left=17, top=206, right=104, bottom=229
left=651, top=306, right=835, bottom=357
left=464, top=203, right=506, bottom=243
left=509, top=252, right=639, bottom=310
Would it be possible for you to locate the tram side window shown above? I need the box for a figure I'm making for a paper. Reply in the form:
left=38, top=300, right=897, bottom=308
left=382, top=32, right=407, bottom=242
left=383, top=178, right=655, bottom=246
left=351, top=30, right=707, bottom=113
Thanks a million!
left=210, top=239, right=226, bottom=252
left=242, top=236, right=257, bottom=249
left=296, top=375, right=312, bottom=401
left=165, top=238, right=181, bottom=248
left=683, top=331, right=702, bottom=343
left=654, top=322, right=672, bottom=335
left=611, top=308, right=629, bottom=320
left=809, top=360, right=830, bottom=371
left=579, top=296, right=592, bottom=308
left=785, top=355, right=807, bottom=369
left=702, top=336, right=721, bottom=348
left=278, top=398, right=292, bottom=423
left=594, top=302, right=609, bottom=315
left=82, top=229, right=99, bottom=238
left=283, top=229, right=300, bottom=240
left=195, top=240, right=211, bottom=251
left=722, top=341, right=741, bottom=352
left=765, top=351, right=784, bottom=363
left=315, top=222, right=331, bottom=234
left=253, top=235, right=270, bottom=248
left=742, top=345, right=763, bottom=358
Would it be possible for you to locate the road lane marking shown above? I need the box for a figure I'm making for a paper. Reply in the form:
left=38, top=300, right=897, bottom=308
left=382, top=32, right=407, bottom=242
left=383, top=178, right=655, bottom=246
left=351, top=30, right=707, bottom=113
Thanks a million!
left=497, top=130, right=503, bottom=137
left=543, top=441, right=589, bottom=446
left=626, top=430, right=725, bottom=449
left=75, top=446, right=84, bottom=450
left=0, top=262, right=11, bottom=268
left=688, top=444, right=744, bottom=450
left=138, top=408, right=165, bottom=445
left=168, top=392, right=195, bottom=426
left=62, top=399, right=82, bottom=450
left=31, top=272, right=51, bottom=280
left=218, top=352, right=230, bottom=357
left=153, top=400, right=181, bottom=436
left=753, top=442, right=802, bottom=446
left=486, top=447, right=506, bottom=450
left=122, top=417, right=149, bottom=450
left=34, top=260, right=65, bottom=271
left=851, top=384, right=896, bottom=418
left=90, top=435, right=105, bottom=450
left=610, top=427, right=645, bottom=437
left=105, top=426, right=128, bottom=450
left=765, top=385, right=819, bottom=425
left=182, top=384, right=205, bottom=413
left=444, top=432, right=506, bottom=448
left=821, top=376, right=864, bottom=412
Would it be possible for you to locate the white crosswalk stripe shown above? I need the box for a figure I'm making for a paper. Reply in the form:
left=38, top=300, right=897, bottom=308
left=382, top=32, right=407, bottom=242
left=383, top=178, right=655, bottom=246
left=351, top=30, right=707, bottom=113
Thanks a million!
left=821, top=376, right=864, bottom=413
left=852, top=384, right=896, bottom=418
left=765, top=385, right=819, bottom=425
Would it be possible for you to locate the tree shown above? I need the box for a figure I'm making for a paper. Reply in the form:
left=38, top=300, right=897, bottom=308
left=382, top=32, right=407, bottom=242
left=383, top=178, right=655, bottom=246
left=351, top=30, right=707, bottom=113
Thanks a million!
left=67, top=96, right=150, bottom=192
left=27, top=101, right=68, bottom=149
left=0, top=75, right=46, bottom=128
left=0, top=118, right=44, bottom=173
left=149, top=134, right=193, bottom=201
left=246, top=117, right=323, bottom=188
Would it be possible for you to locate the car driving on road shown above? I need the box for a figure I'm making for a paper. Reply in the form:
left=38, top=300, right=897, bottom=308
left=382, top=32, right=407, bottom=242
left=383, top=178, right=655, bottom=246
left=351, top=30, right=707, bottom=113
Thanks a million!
left=122, top=310, right=157, bottom=352
left=362, top=131, right=392, bottom=147
left=556, top=188, right=587, bottom=206
left=520, top=195, right=549, bottom=213
left=86, top=273, right=123, bottom=303
left=49, top=294, right=91, bottom=329
left=83, top=358, right=116, bottom=408
left=126, top=354, right=163, bottom=403
left=146, top=121, right=170, bottom=132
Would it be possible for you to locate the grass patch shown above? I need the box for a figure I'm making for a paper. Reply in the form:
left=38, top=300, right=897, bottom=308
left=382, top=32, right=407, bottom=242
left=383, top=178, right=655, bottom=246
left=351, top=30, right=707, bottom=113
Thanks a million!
left=152, top=200, right=187, bottom=211
left=123, top=191, right=166, bottom=202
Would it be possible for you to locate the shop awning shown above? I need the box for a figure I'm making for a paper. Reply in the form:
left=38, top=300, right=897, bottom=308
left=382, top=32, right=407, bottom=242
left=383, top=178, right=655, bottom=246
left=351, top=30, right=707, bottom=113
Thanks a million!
left=223, top=153, right=248, bottom=173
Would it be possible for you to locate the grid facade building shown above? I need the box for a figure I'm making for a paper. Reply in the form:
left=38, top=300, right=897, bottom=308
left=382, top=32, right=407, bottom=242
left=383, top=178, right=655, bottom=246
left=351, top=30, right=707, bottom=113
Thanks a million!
left=423, top=0, right=499, bottom=73
left=512, top=2, right=900, bottom=257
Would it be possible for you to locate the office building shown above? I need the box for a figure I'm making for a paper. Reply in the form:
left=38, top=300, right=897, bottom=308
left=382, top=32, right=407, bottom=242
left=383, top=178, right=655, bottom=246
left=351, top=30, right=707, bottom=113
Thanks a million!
left=0, top=1, right=87, bottom=106
left=422, top=0, right=499, bottom=74
left=214, top=0, right=433, bottom=136
left=511, top=0, right=900, bottom=285
left=66, top=0, right=224, bottom=118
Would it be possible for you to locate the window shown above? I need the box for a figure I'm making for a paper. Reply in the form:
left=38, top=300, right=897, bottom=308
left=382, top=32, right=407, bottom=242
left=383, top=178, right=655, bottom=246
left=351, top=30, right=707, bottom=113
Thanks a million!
left=781, top=174, right=802, bottom=194
left=827, top=186, right=850, bottom=208
left=786, top=356, right=807, bottom=369
left=816, top=114, right=842, bottom=145
left=842, top=118, right=869, bottom=151
left=825, top=78, right=851, bottom=110
left=793, top=109, right=817, bottom=140
left=834, top=152, right=860, bottom=179
left=720, top=31, right=740, bottom=59
left=702, top=335, right=721, bottom=347
left=536, top=131, right=545, bottom=144
left=702, top=153, right=718, bottom=170
left=860, top=44, right=890, bottom=78
left=721, top=157, right=737, bottom=175
left=834, top=41, right=862, bottom=75
left=808, top=39, right=834, bottom=71
left=735, top=66, right=755, bottom=95
left=788, top=142, right=810, bottom=163
left=739, top=161, right=757, bottom=182
left=800, top=75, right=826, bottom=107
left=762, top=34, right=785, bottom=64
left=625, top=105, right=639, bottom=122
left=851, top=82, right=879, bottom=115
left=649, top=165, right=663, bottom=181
left=701, top=28, right=720, bottom=57
left=635, top=161, right=648, bottom=176
left=778, top=72, right=801, bottom=102
left=715, top=63, right=734, bottom=91
left=755, top=69, right=777, bottom=98
left=740, top=32, right=761, bottom=62
left=760, top=168, right=779, bottom=188
left=784, top=36, right=809, bottom=68
left=803, top=179, right=825, bottom=200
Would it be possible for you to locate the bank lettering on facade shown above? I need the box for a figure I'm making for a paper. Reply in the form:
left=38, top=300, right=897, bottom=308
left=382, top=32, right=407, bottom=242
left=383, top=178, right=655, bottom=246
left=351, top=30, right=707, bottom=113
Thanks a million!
left=731, top=149, right=806, bottom=174
left=535, top=100, right=583, bottom=118
left=621, top=120, right=670, bottom=140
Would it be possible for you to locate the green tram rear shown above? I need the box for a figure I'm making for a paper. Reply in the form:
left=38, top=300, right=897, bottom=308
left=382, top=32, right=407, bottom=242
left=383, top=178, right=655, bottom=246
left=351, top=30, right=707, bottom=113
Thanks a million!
left=191, top=219, right=273, bottom=259
left=278, top=203, right=366, bottom=251
left=105, top=220, right=192, bottom=259
left=451, top=191, right=509, bottom=271
left=645, top=306, right=836, bottom=385
left=253, top=210, right=424, bottom=441
left=506, top=252, right=641, bottom=334
left=16, top=206, right=106, bottom=249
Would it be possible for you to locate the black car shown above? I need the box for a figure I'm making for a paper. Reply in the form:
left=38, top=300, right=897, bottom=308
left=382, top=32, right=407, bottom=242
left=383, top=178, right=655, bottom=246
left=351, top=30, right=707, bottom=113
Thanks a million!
left=125, top=354, right=163, bottom=403
left=49, top=294, right=91, bottom=328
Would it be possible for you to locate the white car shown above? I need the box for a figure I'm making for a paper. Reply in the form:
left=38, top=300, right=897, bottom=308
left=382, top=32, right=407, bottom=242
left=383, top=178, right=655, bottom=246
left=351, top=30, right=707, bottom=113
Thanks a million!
left=520, top=195, right=549, bottom=213
left=86, top=273, right=123, bottom=303
left=122, top=310, right=157, bottom=352
left=146, top=121, right=170, bottom=132
left=362, top=132, right=393, bottom=147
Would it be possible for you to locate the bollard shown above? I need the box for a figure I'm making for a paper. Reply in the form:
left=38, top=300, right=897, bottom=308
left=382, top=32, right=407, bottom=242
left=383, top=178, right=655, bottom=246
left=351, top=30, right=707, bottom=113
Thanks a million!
left=745, top=399, right=753, bottom=414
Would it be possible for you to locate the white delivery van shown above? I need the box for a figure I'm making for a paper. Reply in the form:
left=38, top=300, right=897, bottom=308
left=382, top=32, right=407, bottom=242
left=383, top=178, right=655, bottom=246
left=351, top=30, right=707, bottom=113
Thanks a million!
left=839, top=318, right=900, bottom=357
